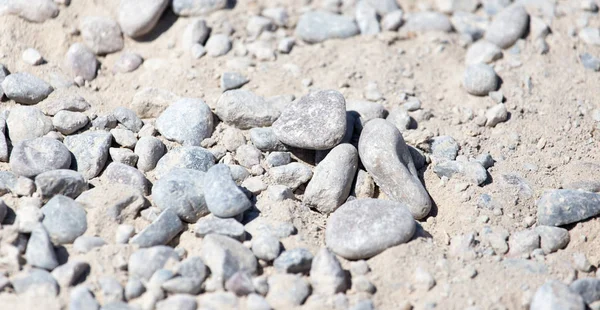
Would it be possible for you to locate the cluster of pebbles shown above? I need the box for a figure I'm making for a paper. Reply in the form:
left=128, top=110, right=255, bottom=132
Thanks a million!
left=1, top=0, right=600, bottom=309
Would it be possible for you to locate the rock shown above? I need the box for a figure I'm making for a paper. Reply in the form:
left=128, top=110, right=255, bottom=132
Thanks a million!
left=433, top=160, right=488, bottom=185
left=42, top=195, right=87, bottom=244
left=273, top=90, right=346, bottom=150
left=200, top=234, right=257, bottom=285
left=580, top=53, right=600, bottom=71
left=134, top=136, right=165, bottom=172
left=216, top=90, right=280, bottom=129
left=113, top=107, right=143, bottom=133
left=172, top=0, right=227, bottom=16
left=485, top=104, right=508, bottom=127
left=102, top=162, right=150, bottom=194
left=118, top=0, right=169, bottom=38
left=304, top=144, right=358, bottom=213
left=262, top=7, right=289, bottom=26
left=128, top=246, right=180, bottom=280
left=16, top=203, right=44, bottom=233
left=80, top=16, right=124, bottom=55
left=195, top=215, right=245, bottom=241
left=309, top=248, right=347, bottom=295
left=1, top=72, right=53, bottom=104
left=182, top=19, right=210, bottom=49
left=110, top=128, right=138, bottom=149
left=382, top=10, right=404, bottom=31
left=247, top=293, right=270, bottom=310
left=250, top=127, right=286, bottom=152
left=131, top=88, right=180, bottom=118
left=109, top=148, right=139, bottom=167
left=91, top=114, right=118, bottom=130
left=1, top=0, right=59, bottom=23
left=222, top=128, right=246, bottom=152
left=52, top=260, right=89, bottom=288
left=70, top=286, right=99, bottom=309
left=154, top=146, right=215, bottom=179
left=22, top=48, right=44, bottom=65
left=225, top=271, right=254, bottom=296
left=355, top=1, right=380, bottom=35
left=266, top=152, right=290, bottom=168
left=465, top=40, right=503, bottom=65
left=221, top=72, right=249, bottom=91
left=266, top=274, right=310, bottom=308
left=537, top=189, right=600, bottom=226
left=204, top=164, right=251, bottom=218
left=347, top=100, right=387, bottom=126
left=530, top=280, right=585, bottom=310
left=153, top=168, right=208, bottom=222
left=235, top=144, right=261, bottom=168
left=156, top=295, right=197, bottom=310
left=64, top=131, right=112, bottom=179
left=12, top=176, right=35, bottom=196
left=403, top=12, right=453, bottom=32
left=113, top=52, right=143, bottom=73
left=463, top=64, right=499, bottom=96
left=431, top=136, right=459, bottom=161
left=326, top=198, right=416, bottom=260
left=115, top=224, right=135, bottom=244
left=385, top=107, right=411, bottom=132
left=38, top=90, right=91, bottom=116
left=7, top=106, right=53, bottom=142
left=450, top=11, right=488, bottom=40
left=351, top=169, right=375, bottom=199
left=274, top=248, right=313, bottom=274
left=35, top=169, right=87, bottom=201
left=25, top=225, right=59, bottom=270
left=570, top=278, right=600, bottom=305
left=246, top=16, right=274, bottom=38
left=73, top=236, right=106, bottom=253
left=162, top=275, right=203, bottom=295
left=580, top=28, right=600, bottom=46
left=278, top=37, right=295, bottom=53
left=251, top=234, right=281, bottom=261
left=130, top=209, right=183, bottom=247
left=269, top=162, right=313, bottom=190
left=358, top=119, right=431, bottom=219
left=484, top=5, right=529, bottom=48
left=191, top=44, right=207, bottom=59
left=508, top=229, right=540, bottom=257
left=11, top=268, right=59, bottom=296
left=52, top=111, right=89, bottom=135
left=65, top=43, right=98, bottom=81
left=438, top=0, right=480, bottom=13
left=10, top=138, right=71, bottom=178
left=205, top=34, right=232, bottom=57
left=295, top=11, right=360, bottom=43
left=364, top=0, right=400, bottom=15
left=156, top=98, right=214, bottom=146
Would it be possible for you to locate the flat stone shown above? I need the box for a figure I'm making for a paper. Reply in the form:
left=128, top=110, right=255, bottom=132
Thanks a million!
left=130, top=209, right=183, bottom=247
left=1, top=0, right=58, bottom=23
left=531, top=280, right=585, bottom=310
left=34, top=169, right=87, bottom=201
left=195, top=216, right=245, bottom=241
left=130, top=87, right=180, bottom=118
left=204, top=164, right=251, bottom=218
left=221, top=72, right=249, bottom=91
left=154, top=146, right=215, bottom=179
left=64, top=130, right=112, bottom=179
left=128, top=246, right=180, bottom=280
left=463, top=63, right=499, bottom=96
left=10, top=138, right=71, bottom=178
left=200, top=234, right=257, bottom=285
left=6, top=106, right=53, bottom=142
left=134, top=136, right=165, bottom=172
left=80, top=16, right=124, bottom=55
left=152, top=168, right=208, bottom=222
left=172, top=0, right=227, bottom=16
left=325, top=198, right=416, bottom=260
left=41, top=195, right=87, bottom=244
left=118, top=0, right=169, bottom=38
left=403, top=12, right=452, bottom=32
left=25, top=224, right=59, bottom=270
left=156, top=98, right=214, bottom=146
left=113, top=52, right=143, bottom=73
left=11, top=268, right=59, bottom=296
left=465, top=40, right=503, bottom=65
left=65, top=43, right=98, bottom=81
left=215, top=90, right=280, bottom=130
left=266, top=274, right=310, bottom=308
left=52, top=111, right=89, bottom=135
left=274, top=248, right=313, bottom=274
left=102, top=162, right=150, bottom=194
left=1, top=72, right=53, bottom=104
left=484, top=5, right=529, bottom=48
left=269, top=162, right=313, bottom=190
left=537, top=189, right=600, bottom=226
left=295, top=11, right=360, bottom=43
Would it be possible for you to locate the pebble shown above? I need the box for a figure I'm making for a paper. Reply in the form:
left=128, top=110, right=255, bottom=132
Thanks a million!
left=42, top=195, right=87, bottom=244
left=382, top=10, right=404, bottom=31
left=80, top=16, right=124, bottom=55
left=156, top=295, right=197, bottom=310
left=247, top=293, right=271, bottom=310
left=385, top=107, right=411, bottom=132
left=403, top=12, right=453, bottom=32
left=128, top=246, right=180, bottom=280
left=10, top=138, right=71, bottom=178
left=246, top=16, right=274, bottom=38
left=65, top=43, right=98, bottom=81
left=64, top=131, right=112, bottom=179
left=134, top=136, right=165, bottom=172
left=130, top=209, right=183, bottom=247
left=195, top=216, right=245, bottom=241
left=295, top=11, right=360, bottom=43
left=235, top=144, right=262, bottom=168
left=191, top=44, right=207, bottom=59
left=7, top=106, right=53, bottom=142
left=205, top=34, right=232, bottom=57
left=118, top=0, right=169, bottom=38
left=250, top=127, right=286, bottom=151
left=12, top=268, right=59, bottom=296
left=274, top=248, right=313, bottom=274
left=433, top=160, right=488, bottom=185
left=365, top=0, right=400, bottom=14
left=1, top=72, right=53, bottom=104
left=221, top=72, right=249, bottom=91
left=225, top=271, right=255, bottom=296
left=154, top=146, right=215, bottom=179
left=358, top=119, right=431, bottom=219
left=34, top=169, right=87, bottom=201
left=304, top=144, right=358, bottom=214
left=115, top=224, right=135, bottom=244
left=182, top=19, right=210, bottom=50
left=156, top=98, right=214, bottom=146
left=113, top=52, right=143, bottom=73
left=99, top=276, right=124, bottom=303
left=347, top=100, right=387, bottom=125
left=215, top=90, right=280, bottom=129
left=152, top=168, right=208, bottom=222
left=278, top=37, right=295, bottom=53
left=570, top=278, right=600, bottom=305
left=52, top=260, right=90, bottom=287
left=355, top=1, right=380, bottom=35
left=530, top=280, right=585, bottom=310
left=200, top=234, right=257, bottom=285
left=110, top=147, right=139, bottom=166
left=251, top=234, right=281, bottom=261
left=508, top=229, right=540, bottom=257
left=485, top=104, right=508, bottom=127
left=22, top=48, right=44, bottom=65
left=463, top=64, right=499, bottom=96
left=73, top=236, right=106, bottom=253
left=580, top=53, right=600, bottom=71
left=204, top=164, right=251, bottom=218
left=266, top=152, right=291, bottom=167
left=2, top=0, right=59, bottom=23
left=111, top=128, right=138, bottom=149
left=229, top=164, right=250, bottom=183
left=269, top=162, right=313, bottom=190
left=326, top=198, right=416, bottom=260
left=485, top=5, right=529, bottom=48
left=273, top=90, right=347, bottom=150
left=171, top=0, right=227, bottom=16
left=266, top=274, right=310, bottom=308
left=102, top=162, right=150, bottom=194
left=91, top=114, right=118, bottom=130
left=465, top=40, right=503, bottom=65
left=262, top=7, right=289, bottom=27
left=113, top=107, right=143, bottom=133
left=16, top=203, right=44, bottom=233
left=12, top=176, right=35, bottom=196
left=572, top=252, right=592, bottom=272
left=25, top=224, right=59, bottom=270
left=579, top=28, right=600, bottom=46
left=53, top=110, right=89, bottom=135
left=431, top=136, right=459, bottom=161
left=537, top=189, right=600, bottom=226
left=310, top=248, right=347, bottom=295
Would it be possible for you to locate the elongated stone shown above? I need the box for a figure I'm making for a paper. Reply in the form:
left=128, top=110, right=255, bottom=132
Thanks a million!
left=537, top=189, right=600, bottom=226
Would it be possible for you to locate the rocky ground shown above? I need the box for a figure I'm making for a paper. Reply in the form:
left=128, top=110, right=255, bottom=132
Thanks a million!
left=1, top=0, right=600, bottom=309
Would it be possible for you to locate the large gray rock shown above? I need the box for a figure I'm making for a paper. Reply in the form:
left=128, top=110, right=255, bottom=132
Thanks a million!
left=273, top=90, right=347, bottom=150
left=403, top=12, right=453, bottom=32
left=11, top=268, right=59, bottom=296
left=326, top=198, right=416, bottom=260
left=64, top=131, right=112, bottom=179
left=1, top=72, right=53, bottom=104
left=10, top=138, right=71, bottom=178
left=204, top=164, right=251, bottom=218
left=295, top=11, right=360, bottom=43
left=128, top=246, right=180, bottom=280
left=152, top=168, right=209, bottom=222
left=154, top=146, right=215, bottom=179
left=80, top=16, right=124, bottom=55
left=41, top=195, right=88, bottom=244
left=6, top=106, right=53, bottom=142
left=530, top=280, right=585, bottom=310
left=172, top=0, right=227, bottom=16
left=130, top=209, right=183, bottom=247
left=25, top=225, right=59, bottom=270
left=484, top=5, right=529, bottom=48
left=102, top=162, right=150, bottom=194
left=156, top=98, right=214, bottom=146
left=65, top=43, right=98, bottom=81
left=135, top=136, right=166, bottom=172
left=200, top=234, right=257, bottom=285
left=118, top=0, right=169, bottom=38
left=39, top=90, right=91, bottom=116
left=35, top=169, right=87, bottom=201
left=215, top=90, right=280, bottom=129
left=570, top=278, right=600, bottom=305
left=358, top=119, right=431, bottom=220
left=303, top=144, right=358, bottom=214
left=537, top=189, right=600, bottom=226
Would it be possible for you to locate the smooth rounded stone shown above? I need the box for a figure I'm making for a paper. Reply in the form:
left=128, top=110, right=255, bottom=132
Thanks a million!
left=195, top=216, right=245, bottom=241
left=205, top=34, right=232, bottom=57
left=22, top=48, right=44, bottom=65
left=355, top=1, right=380, bottom=35
left=52, top=111, right=89, bottom=135
left=247, top=293, right=271, bottom=310
left=41, top=195, right=87, bottom=245
left=152, top=168, right=208, bottom=222
left=65, top=43, right=98, bottom=81
left=113, top=52, right=143, bottom=73
left=64, top=131, right=112, bottom=179
left=154, top=146, right=215, bottom=179
left=118, top=0, right=169, bottom=38
left=229, top=165, right=250, bottom=184
left=403, top=12, right=453, bottom=32
left=251, top=234, right=281, bottom=261
left=534, top=226, right=569, bottom=254
left=246, top=16, right=274, bottom=38
left=102, top=162, right=150, bottom=194
left=277, top=37, right=295, bottom=54
left=156, top=98, right=214, bottom=146
left=537, top=189, right=600, bottom=226
left=2, top=0, right=59, bottom=23
left=224, top=271, right=254, bottom=296
left=269, top=162, right=313, bottom=190
left=304, top=144, right=358, bottom=214
left=273, top=90, right=346, bottom=150
left=347, top=100, right=387, bottom=125
left=560, top=162, right=600, bottom=192
left=463, top=63, right=499, bottom=96
left=266, top=152, right=291, bottom=167
left=99, top=276, right=124, bottom=303
left=113, top=107, right=143, bottom=133
left=138, top=123, right=157, bottom=137
left=124, top=277, right=145, bottom=300
left=465, top=40, right=503, bottom=65
left=115, top=224, right=135, bottom=244
left=34, top=169, right=87, bottom=201
left=11, top=268, right=59, bottom=297
left=25, top=225, right=59, bottom=270
left=172, top=0, right=227, bottom=16
left=358, top=119, right=431, bottom=219
left=134, top=136, right=165, bottom=172
left=266, top=274, right=310, bottom=308
left=80, top=16, right=124, bottom=55
left=109, top=148, right=139, bottom=167
left=52, top=260, right=90, bottom=287
left=182, top=19, right=210, bottom=50
left=382, top=10, right=404, bottom=31
left=274, top=248, right=313, bottom=274
left=130, top=87, right=180, bottom=118
left=570, top=279, right=600, bottom=305
left=1, top=72, right=53, bottom=104
left=10, top=138, right=71, bottom=178
left=110, top=128, right=138, bottom=149
left=310, top=248, right=347, bottom=295
left=91, top=114, right=118, bottom=130
left=222, top=127, right=246, bottom=152
left=7, top=106, right=53, bottom=142
left=385, top=107, right=411, bottom=132
left=129, top=246, right=180, bottom=280
left=433, top=160, right=488, bottom=185
left=242, top=176, right=267, bottom=195
left=362, top=0, right=400, bottom=15
left=38, top=90, right=91, bottom=116
left=326, top=198, right=416, bottom=260
left=249, top=127, right=286, bottom=152
left=507, top=229, right=540, bottom=257
left=295, top=10, right=360, bottom=43
left=221, top=72, right=249, bottom=92
left=485, top=5, right=529, bottom=49
left=485, top=104, right=508, bottom=127
left=235, top=144, right=261, bottom=168
left=262, top=7, right=289, bottom=27
left=216, top=90, right=280, bottom=130
left=156, top=294, right=197, bottom=310
left=73, top=236, right=106, bottom=253
left=12, top=176, right=36, bottom=196
left=431, top=136, right=459, bottom=161
left=191, top=44, right=207, bottom=59
left=71, top=287, right=100, bottom=310
left=531, top=280, right=585, bottom=310
left=200, top=234, right=258, bottom=284
left=204, top=164, right=251, bottom=218
left=130, top=209, right=183, bottom=248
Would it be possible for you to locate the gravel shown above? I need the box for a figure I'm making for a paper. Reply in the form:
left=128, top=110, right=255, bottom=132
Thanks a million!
left=25, top=224, right=59, bottom=270
left=6, top=106, right=53, bottom=142
left=154, top=146, right=215, bottom=179
left=52, top=110, right=89, bottom=135
left=34, top=169, right=87, bottom=201
left=463, top=63, right=499, bottom=96
left=156, top=98, right=214, bottom=146
left=1, top=72, right=53, bottom=104
left=10, top=138, right=72, bottom=178
left=194, top=216, right=245, bottom=241
left=118, top=0, right=169, bottom=38
left=41, top=195, right=88, bottom=244
left=134, top=136, right=165, bottom=172
left=65, top=43, right=98, bottom=81
left=152, top=168, right=209, bottom=222
left=274, top=248, right=313, bottom=274
left=130, top=209, right=183, bottom=247
left=204, top=164, right=251, bottom=218
left=215, top=90, right=280, bottom=129
left=64, top=131, right=112, bottom=179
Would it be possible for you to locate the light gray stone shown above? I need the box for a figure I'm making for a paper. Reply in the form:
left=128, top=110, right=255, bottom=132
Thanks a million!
left=466, top=40, right=503, bottom=65
left=10, top=138, right=71, bottom=178
left=266, top=274, right=310, bottom=308
left=251, top=234, right=281, bottom=261
left=484, top=5, right=529, bottom=48
left=195, top=216, right=245, bottom=241
left=172, top=0, right=227, bottom=16
left=403, top=12, right=452, bottom=32
left=537, top=189, right=600, bottom=226
left=7, top=106, right=53, bottom=142
left=154, top=146, right=215, bottom=179
left=205, top=34, right=232, bottom=57
left=38, top=91, right=91, bottom=116
left=102, top=162, right=150, bottom=194
left=118, top=0, right=169, bottom=38
left=134, top=136, right=165, bottom=172
left=156, top=98, right=214, bottom=146
left=1, top=72, right=53, bottom=104
left=113, top=52, right=143, bottom=73
left=22, top=48, right=44, bottom=66
left=485, top=104, right=508, bottom=127
left=531, top=280, right=585, bottom=310
left=110, top=128, right=137, bottom=149
left=128, top=246, right=180, bottom=280
left=156, top=294, right=197, bottom=310
left=182, top=19, right=210, bottom=50
left=42, top=195, right=87, bottom=244
left=52, top=111, right=89, bottom=135
left=109, top=148, right=139, bottom=167
left=221, top=72, right=249, bottom=91
left=382, top=10, right=404, bottom=31
left=433, top=160, right=488, bottom=185
left=99, top=276, right=124, bottom=303
left=25, top=224, right=59, bottom=270
left=1, top=0, right=58, bottom=23
left=355, top=1, right=380, bottom=35
left=35, top=169, right=87, bottom=201
left=64, top=131, right=112, bottom=179
left=52, top=260, right=90, bottom=287
left=225, top=271, right=254, bottom=296
left=431, top=136, right=459, bottom=161
left=570, top=278, right=600, bottom=305
left=266, top=152, right=290, bottom=167
left=130, top=209, right=183, bottom=247
left=130, top=87, right=180, bottom=118
left=269, top=162, right=313, bottom=190
left=310, top=248, right=346, bottom=295
left=113, top=107, right=143, bottom=133
left=295, top=11, right=359, bottom=43
left=65, top=43, right=98, bottom=81
left=80, top=16, right=124, bottom=55
left=364, top=0, right=400, bottom=15
left=235, top=144, right=261, bottom=168
left=73, top=236, right=106, bottom=253
left=204, top=164, right=251, bottom=218
left=216, top=90, right=280, bottom=129
left=274, top=248, right=313, bottom=274
left=249, top=127, right=286, bottom=152
left=200, top=234, right=257, bottom=285
left=463, top=63, right=499, bottom=96
left=11, top=268, right=59, bottom=296
left=152, top=168, right=208, bottom=222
